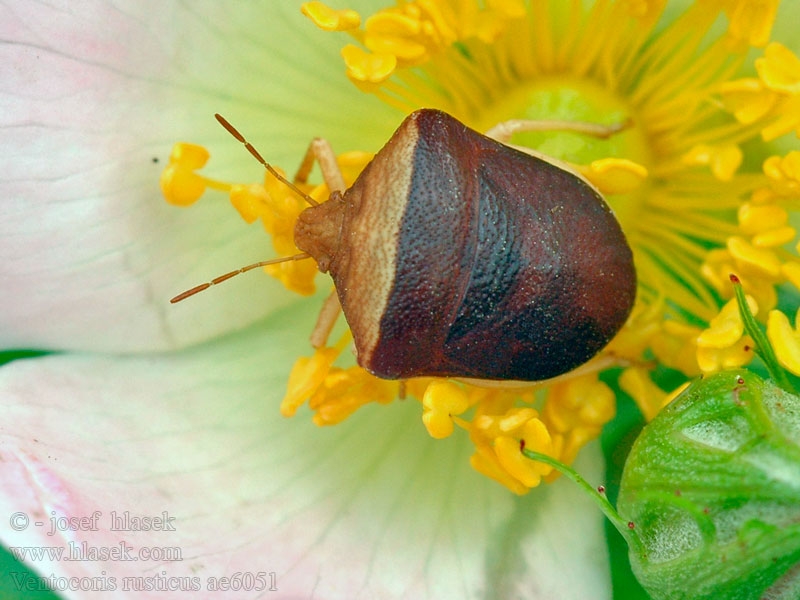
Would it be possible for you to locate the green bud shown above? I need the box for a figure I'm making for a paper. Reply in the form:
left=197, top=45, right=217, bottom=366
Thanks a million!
left=617, top=369, right=800, bottom=600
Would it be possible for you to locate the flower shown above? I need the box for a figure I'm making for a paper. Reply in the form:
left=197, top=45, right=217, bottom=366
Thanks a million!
left=0, top=1, right=611, bottom=597
left=163, top=0, right=800, bottom=494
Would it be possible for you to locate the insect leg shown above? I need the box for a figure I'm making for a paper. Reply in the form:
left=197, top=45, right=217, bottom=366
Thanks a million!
left=292, top=139, right=347, bottom=347
left=486, top=118, right=632, bottom=144
left=293, top=138, right=347, bottom=194
left=309, top=289, right=343, bottom=348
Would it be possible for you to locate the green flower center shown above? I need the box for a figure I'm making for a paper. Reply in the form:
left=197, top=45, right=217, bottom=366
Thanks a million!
left=474, top=77, right=652, bottom=226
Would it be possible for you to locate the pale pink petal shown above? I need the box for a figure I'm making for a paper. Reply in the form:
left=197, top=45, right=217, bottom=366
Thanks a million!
left=0, top=303, right=610, bottom=599
left=0, top=0, right=397, bottom=353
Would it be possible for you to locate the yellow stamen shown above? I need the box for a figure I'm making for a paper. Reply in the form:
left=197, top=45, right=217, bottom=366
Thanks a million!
left=281, top=348, right=340, bottom=417
left=364, top=12, right=428, bottom=62
left=651, top=320, right=703, bottom=376
left=682, top=143, right=742, bottom=181
left=618, top=367, right=667, bottom=422
left=604, top=299, right=663, bottom=360
left=782, top=263, right=800, bottom=292
left=764, top=152, right=800, bottom=196
left=168, top=141, right=210, bottom=170
left=578, top=158, right=649, bottom=195
left=160, top=143, right=231, bottom=206
left=621, top=0, right=665, bottom=22
left=309, top=366, right=395, bottom=426
left=727, top=236, right=782, bottom=280
left=721, top=0, right=779, bottom=48
left=264, top=258, right=319, bottom=296
left=694, top=291, right=760, bottom=374
left=229, top=183, right=269, bottom=224
left=488, top=0, right=526, bottom=20
left=341, top=44, right=397, bottom=83
left=280, top=332, right=351, bottom=417
left=753, top=227, right=795, bottom=248
left=421, top=380, right=471, bottom=439
left=696, top=295, right=758, bottom=349
left=700, top=248, right=778, bottom=312
left=498, top=407, right=538, bottom=433
left=494, top=437, right=538, bottom=487
left=755, top=43, right=800, bottom=94
left=719, top=45, right=800, bottom=140
left=494, top=420, right=553, bottom=488
left=470, top=444, right=528, bottom=495
left=766, top=309, right=800, bottom=375
left=696, top=336, right=754, bottom=374
left=160, top=165, right=208, bottom=207
left=542, top=375, right=615, bottom=438
left=737, top=202, right=787, bottom=235
left=472, top=406, right=537, bottom=439
left=301, top=1, right=361, bottom=31
left=719, top=78, right=777, bottom=124
left=761, top=98, right=800, bottom=141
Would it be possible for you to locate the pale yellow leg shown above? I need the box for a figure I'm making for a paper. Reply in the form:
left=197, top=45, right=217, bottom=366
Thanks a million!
left=485, top=118, right=632, bottom=144
left=293, top=138, right=347, bottom=194
left=310, top=290, right=343, bottom=349
left=292, top=139, right=346, bottom=348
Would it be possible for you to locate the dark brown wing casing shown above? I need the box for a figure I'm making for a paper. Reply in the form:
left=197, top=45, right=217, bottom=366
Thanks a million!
left=297, top=109, right=636, bottom=381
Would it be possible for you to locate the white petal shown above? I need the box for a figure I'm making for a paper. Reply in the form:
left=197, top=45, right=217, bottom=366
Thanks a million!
left=0, top=302, right=610, bottom=599
left=0, top=0, right=397, bottom=353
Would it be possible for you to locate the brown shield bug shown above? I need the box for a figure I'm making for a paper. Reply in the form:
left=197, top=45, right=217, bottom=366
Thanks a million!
left=173, top=109, right=636, bottom=382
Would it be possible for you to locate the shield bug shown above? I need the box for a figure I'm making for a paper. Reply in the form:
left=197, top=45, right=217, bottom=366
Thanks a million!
left=173, top=109, right=636, bottom=382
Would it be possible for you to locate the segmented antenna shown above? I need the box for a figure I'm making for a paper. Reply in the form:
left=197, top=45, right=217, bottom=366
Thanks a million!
left=170, top=253, right=311, bottom=303
left=214, top=113, right=319, bottom=207
left=170, top=115, right=323, bottom=304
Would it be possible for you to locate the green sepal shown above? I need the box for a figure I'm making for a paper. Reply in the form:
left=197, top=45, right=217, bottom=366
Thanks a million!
left=731, top=275, right=795, bottom=394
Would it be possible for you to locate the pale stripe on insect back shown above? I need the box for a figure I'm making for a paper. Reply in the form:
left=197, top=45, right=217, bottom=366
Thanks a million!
left=336, top=119, right=420, bottom=366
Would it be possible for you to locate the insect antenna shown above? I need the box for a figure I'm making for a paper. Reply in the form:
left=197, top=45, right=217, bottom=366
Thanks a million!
left=214, top=113, right=319, bottom=207
left=170, top=253, right=311, bottom=303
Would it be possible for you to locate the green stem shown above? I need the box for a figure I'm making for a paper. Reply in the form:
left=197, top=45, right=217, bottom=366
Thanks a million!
left=730, top=274, right=796, bottom=394
left=522, top=449, right=644, bottom=554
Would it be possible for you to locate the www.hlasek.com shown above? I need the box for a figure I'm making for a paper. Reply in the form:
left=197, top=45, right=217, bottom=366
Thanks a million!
left=8, top=571, right=278, bottom=593
left=9, top=541, right=181, bottom=562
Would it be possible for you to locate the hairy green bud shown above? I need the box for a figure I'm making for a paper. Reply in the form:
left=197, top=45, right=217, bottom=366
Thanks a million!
left=617, top=370, right=800, bottom=600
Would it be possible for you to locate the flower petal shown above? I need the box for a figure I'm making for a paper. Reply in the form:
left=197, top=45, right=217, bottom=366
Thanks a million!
left=0, top=0, right=397, bottom=353
left=0, top=302, right=609, bottom=599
